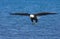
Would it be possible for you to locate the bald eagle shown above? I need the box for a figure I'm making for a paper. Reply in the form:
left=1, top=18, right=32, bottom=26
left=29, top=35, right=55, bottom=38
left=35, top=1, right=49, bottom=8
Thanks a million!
left=10, top=12, right=56, bottom=23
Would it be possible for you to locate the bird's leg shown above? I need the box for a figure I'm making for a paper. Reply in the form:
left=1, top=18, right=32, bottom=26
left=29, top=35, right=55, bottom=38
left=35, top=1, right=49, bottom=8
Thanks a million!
left=31, top=18, right=35, bottom=24
left=32, top=19, right=37, bottom=24
left=35, top=19, right=38, bottom=23
left=31, top=18, right=34, bottom=23
left=32, top=20, right=37, bottom=25
left=31, top=18, right=38, bottom=24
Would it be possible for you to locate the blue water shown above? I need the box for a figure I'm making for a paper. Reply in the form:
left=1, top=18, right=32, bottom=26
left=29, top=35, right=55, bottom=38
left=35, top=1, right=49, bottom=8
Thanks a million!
left=0, top=0, right=60, bottom=39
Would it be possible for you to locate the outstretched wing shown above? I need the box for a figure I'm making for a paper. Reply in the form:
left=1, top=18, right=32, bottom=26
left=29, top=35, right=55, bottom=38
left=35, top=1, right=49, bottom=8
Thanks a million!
left=34, top=12, right=56, bottom=16
left=10, top=13, right=30, bottom=16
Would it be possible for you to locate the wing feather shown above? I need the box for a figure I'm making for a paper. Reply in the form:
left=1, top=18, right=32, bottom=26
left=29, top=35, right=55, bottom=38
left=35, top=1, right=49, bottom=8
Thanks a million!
left=34, top=12, right=56, bottom=16
left=10, top=13, right=30, bottom=16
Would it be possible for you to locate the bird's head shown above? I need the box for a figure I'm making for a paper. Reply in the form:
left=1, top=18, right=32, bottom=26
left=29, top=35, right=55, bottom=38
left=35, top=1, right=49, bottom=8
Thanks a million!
left=30, top=14, right=34, bottom=18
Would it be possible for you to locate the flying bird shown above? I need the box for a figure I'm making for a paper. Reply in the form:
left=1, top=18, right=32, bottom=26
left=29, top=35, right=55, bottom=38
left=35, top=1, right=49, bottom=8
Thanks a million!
left=10, top=12, right=56, bottom=23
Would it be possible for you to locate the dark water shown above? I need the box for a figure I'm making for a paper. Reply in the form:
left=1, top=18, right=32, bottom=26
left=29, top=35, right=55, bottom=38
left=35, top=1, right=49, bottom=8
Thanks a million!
left=0, top=0, right=60, bottom=39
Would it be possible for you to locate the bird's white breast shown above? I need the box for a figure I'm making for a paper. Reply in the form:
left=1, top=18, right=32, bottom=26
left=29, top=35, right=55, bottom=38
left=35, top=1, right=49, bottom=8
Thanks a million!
left=30, top=14, right=34, bottom=18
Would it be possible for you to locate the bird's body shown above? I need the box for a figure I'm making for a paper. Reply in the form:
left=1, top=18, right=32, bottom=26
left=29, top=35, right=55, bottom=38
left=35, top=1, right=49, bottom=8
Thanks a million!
left=10, top=12, right=56, bottom=24
left=30, top=14, right=38, bottom=23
